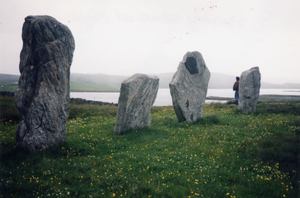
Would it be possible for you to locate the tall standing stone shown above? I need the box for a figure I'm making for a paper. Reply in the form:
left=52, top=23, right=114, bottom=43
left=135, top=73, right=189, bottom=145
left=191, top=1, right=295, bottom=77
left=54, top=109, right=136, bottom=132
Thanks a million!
left=238, top=67, right=261, bottom=113
left=15, top=16, right=75, bottom=151
left=169, top=51, right=210, bottom=122
left=114, top=74, right=159, bottom=134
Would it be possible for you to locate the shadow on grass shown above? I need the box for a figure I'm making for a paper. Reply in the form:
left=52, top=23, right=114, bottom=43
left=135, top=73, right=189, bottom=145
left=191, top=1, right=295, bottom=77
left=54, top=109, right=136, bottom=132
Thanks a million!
left=236, top=117, right=300, bottom=197
left=196, top=115, right=221, bottom=125
left=0, top=145, right=49, bottom=197
left=0, top=142, right=91, bottom=166
left=113, top=127, right=170, bottom=143
left=256, top=123, right=300, bottom=197
left=256, top=102, right=300, bottom=115
left=0, top=143, right=30, bottom=162
left=163, top=115, right=222, bottom=129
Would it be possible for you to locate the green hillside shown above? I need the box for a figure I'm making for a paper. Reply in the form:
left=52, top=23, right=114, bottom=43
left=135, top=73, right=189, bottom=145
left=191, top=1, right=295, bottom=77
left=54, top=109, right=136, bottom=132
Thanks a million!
left=0, top=73, right=125, bottom=92
left=1, top=73, right=299, bottom=93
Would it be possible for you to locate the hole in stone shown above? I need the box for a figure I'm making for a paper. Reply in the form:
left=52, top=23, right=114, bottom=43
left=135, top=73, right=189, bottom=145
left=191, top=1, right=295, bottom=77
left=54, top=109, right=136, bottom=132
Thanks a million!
left=185, top=56, right=198, bottom=74
left=186, top=100, right=189, bottom=108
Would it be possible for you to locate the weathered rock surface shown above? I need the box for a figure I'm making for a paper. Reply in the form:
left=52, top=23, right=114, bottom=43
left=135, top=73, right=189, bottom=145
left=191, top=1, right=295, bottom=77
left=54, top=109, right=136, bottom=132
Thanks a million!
left=114, top=74, right=159, bottom=134
left=169, top=51, right=210, bottom=122
left=238, top=67, right=261, bottom=113
left=15, top=15, right=75, bottom=151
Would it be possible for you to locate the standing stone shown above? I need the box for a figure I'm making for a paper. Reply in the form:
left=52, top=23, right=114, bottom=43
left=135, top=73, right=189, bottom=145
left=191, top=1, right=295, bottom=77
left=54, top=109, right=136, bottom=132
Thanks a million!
left=238, top=67, right=261, bottom=113
left=114, top=74, right=159, bottom=134
left=15, top=16, right=75, bottom=151
left=169, top=51, right=210, bottom=122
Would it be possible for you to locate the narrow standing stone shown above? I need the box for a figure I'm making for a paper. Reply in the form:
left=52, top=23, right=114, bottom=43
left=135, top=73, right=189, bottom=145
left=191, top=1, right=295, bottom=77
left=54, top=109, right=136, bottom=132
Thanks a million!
left=114, top=74, right=159, bottom=134
left=15, top=15, right=75, bottom=151
left=238, top=67, right=261, bottom=113
left=169, top=51, right=210, bottom=122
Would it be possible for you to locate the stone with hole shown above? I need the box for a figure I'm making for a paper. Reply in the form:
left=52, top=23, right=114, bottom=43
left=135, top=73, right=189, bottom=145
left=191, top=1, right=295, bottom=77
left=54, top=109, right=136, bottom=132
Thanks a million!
left=169, top=51, right=210, bottom=122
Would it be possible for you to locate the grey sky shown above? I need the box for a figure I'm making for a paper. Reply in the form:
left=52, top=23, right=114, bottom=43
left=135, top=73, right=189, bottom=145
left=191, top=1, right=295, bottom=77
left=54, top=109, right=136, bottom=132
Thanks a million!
left=0, top=0, right=299, bottom=83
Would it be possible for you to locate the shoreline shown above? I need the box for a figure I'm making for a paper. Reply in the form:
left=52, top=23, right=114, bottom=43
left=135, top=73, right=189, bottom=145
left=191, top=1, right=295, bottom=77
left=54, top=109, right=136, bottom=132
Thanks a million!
left=207, top=95, right=300, bottom=101
left=1, top=91, right=300, bottom=104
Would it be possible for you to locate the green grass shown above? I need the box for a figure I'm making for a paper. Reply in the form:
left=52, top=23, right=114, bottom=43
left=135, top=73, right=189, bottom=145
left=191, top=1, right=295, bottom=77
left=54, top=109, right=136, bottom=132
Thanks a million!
left=0, top=96, right=19, bottom=122
left=0, top=84, right=17, bottom=92
left=0, top=100, right=299, bottom=197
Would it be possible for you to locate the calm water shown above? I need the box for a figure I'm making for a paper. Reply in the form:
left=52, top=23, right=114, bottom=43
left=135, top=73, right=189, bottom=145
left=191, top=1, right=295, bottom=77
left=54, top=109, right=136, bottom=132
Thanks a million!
left=71, top=89, right=300, bottom=106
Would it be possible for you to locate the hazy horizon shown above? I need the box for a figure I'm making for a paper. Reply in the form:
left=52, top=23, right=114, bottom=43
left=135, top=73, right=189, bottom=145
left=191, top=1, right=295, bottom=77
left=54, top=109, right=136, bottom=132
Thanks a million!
left=0, top=0, right=299, bottom=84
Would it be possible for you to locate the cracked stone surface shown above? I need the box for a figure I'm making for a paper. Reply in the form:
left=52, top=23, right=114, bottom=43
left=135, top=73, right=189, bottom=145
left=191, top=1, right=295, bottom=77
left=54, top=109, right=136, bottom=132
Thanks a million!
left=114, top=74, right=159, bottom=134
left=238, top=67, right=261, bottom=113
left=15, top=15, right=75, bottom=151
left=169, top=51, right=210, bottom=123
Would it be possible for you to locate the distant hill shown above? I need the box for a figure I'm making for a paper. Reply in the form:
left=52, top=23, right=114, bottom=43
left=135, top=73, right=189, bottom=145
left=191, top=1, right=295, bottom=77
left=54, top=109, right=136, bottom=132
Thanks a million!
left=0, top=74, right=18, bottom=92
left=71, top=73, right=126, bottom=92
left=156, top=72, right=300, bottom=89
left=0, top=74, right=19, bottom=84
left=157, top=73, right=235, bottom=89
left=0, top=73, right=126, bottom=92
left=0, top=73, right=299, bottom=92
left=262, top=82, right=300, bottom=89
left=156, top=72, right=237, bottom=89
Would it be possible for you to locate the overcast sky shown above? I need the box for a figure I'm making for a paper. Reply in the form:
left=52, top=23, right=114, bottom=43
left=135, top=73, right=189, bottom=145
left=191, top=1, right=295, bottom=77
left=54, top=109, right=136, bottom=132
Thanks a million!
left=0, top=0, right=299, bottom=83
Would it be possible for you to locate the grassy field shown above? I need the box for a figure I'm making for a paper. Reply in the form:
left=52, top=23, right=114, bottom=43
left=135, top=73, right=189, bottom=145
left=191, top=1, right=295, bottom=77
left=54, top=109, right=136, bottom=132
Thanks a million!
left=0, top=96, right=299, bottom=197
left=0, top=84, right=17, bottom=92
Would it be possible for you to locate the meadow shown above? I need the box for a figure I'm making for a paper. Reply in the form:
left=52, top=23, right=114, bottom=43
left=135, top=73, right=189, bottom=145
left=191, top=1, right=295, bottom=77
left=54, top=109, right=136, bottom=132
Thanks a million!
left=0, top=96, right=299, bottom=197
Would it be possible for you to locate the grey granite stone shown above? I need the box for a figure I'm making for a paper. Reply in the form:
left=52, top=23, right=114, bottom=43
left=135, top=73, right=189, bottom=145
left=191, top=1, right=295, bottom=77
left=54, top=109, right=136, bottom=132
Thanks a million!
left=114, top=74, right=159, bottom=134
left=169, top=51, right=210, bottom=122
left=15, top=15, right=75, bottom=151
left=238, top=67, right=261, bottom=113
